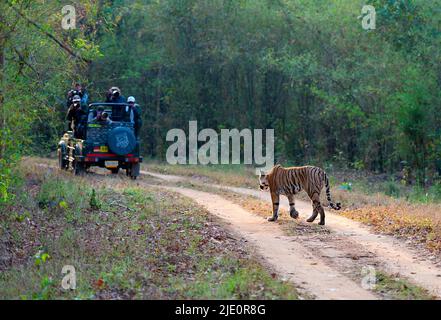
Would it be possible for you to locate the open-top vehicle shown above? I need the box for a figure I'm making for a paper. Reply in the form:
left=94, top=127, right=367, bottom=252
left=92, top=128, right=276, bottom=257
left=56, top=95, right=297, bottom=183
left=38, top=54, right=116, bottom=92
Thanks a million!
left=58, top=103, right=142, bottom=179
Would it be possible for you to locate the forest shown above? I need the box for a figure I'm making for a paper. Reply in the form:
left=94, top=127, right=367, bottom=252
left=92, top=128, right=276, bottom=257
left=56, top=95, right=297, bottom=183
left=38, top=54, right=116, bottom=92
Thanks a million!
left=1, top=0, right=441, bottom=201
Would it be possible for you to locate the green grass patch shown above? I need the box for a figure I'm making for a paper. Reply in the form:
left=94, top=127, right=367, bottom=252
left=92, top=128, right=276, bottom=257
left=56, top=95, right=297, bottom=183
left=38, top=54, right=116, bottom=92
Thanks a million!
left=374, top=272, right=434, bottom=300
left=179, top=257, right=298, bottom=299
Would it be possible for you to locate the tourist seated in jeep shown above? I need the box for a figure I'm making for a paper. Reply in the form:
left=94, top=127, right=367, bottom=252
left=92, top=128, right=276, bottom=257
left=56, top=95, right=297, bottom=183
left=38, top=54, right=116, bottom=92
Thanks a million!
left=88, top=106, right=112, bottom=125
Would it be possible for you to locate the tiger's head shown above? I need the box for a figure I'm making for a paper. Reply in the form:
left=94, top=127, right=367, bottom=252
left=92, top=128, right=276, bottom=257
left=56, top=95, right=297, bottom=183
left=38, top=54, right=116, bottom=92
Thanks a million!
left=259, top=171, right=269, bottom=191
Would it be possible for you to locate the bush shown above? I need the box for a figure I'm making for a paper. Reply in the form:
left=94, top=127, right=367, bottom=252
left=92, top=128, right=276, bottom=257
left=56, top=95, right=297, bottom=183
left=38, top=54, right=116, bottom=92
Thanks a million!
left=428, top=183, right=441, bottom=202
left=384, top=181, right=401, bottom=198
left=0, top=159, right=12, bottom=203
left=36, top=177, right=91, bottom=218
left=0, top=157, right=20, bottom=205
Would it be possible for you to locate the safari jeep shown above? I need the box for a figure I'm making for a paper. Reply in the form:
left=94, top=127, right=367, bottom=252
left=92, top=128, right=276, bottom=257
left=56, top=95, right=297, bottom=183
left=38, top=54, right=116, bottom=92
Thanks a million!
left=58, top=103, right=142, bottom=179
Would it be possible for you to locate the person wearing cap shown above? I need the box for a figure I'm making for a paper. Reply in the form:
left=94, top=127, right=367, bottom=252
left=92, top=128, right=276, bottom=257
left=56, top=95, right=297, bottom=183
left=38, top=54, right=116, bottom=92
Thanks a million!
left=90, top=106, right=112, bottom=125
left=66, top=83, right=88, bottom=108
left=89, top=105, right=104, bottom=123
left=105, top=87, right=126, bottom=121
left=105, top=86, right=126, bottom=104
left=66, top=95, right=87, bottom=138
left=127, top=96, right=142, bottom=137
left=100, top=112, right=113, bottom=125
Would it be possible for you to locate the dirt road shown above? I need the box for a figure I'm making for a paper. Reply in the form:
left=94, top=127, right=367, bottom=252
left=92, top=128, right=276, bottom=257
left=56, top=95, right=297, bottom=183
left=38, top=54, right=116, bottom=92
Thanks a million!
left=141, top=169, right=441, bottom=299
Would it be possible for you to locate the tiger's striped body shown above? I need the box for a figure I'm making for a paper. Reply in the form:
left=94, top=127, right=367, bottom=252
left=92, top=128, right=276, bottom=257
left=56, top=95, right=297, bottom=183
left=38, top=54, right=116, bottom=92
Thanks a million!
left=259, top=165, right=341, bottom=225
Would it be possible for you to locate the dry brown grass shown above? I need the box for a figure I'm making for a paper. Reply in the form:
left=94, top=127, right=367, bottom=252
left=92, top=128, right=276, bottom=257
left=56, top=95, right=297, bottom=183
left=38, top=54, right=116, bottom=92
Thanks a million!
left=145, top=162, right=258, bottom=188
left=341, top=204, right=441, bottom=253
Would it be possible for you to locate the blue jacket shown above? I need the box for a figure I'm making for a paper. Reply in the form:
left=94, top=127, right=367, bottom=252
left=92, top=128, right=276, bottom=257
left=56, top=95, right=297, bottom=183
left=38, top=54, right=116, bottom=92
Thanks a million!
left=106, top=95, right=126, bottom=104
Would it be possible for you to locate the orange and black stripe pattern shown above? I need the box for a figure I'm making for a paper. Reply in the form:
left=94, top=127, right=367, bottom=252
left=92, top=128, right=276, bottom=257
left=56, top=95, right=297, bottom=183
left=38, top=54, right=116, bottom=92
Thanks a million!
left=263, top=164, right=341, bottom=225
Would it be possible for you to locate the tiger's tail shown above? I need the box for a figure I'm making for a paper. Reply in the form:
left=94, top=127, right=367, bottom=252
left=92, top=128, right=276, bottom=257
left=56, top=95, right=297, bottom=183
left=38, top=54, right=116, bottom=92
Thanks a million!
left=324, top=172, right=341, bottom=210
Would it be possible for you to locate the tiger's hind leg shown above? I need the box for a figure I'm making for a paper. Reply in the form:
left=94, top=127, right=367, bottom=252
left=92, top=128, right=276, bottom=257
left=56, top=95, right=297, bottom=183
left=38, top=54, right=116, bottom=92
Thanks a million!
left=317, top=202, right=325, bottom=225
left=306, top=193, right=325, bottom=225
left=306, top=207, right=318, bottom=223
left=267, top=192, right=280, bottom=222
left=287, top=194, right=299, bottom=219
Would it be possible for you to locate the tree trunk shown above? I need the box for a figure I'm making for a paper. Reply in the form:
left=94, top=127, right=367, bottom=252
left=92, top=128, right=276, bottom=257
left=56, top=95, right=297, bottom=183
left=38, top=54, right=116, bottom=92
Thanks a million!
left=0, top=37, right=5, bottom=159
left=155, top=66, right=162, bottom=157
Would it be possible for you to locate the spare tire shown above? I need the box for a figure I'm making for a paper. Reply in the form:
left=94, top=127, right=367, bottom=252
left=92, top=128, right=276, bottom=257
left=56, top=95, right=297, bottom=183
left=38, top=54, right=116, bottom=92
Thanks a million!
left=107, top=127, right=136, bottom=155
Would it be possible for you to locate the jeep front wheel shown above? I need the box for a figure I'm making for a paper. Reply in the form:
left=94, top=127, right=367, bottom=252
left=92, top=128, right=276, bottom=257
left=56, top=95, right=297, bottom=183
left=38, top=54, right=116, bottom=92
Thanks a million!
left=58, top=148, right=68, bottom=170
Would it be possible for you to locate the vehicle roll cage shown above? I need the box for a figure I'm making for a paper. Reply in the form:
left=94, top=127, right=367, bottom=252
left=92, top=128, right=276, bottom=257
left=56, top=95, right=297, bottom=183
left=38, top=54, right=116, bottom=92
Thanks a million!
left=87, top=102, right=132, bottom=123
left=88, top=102, right=130, bottom=109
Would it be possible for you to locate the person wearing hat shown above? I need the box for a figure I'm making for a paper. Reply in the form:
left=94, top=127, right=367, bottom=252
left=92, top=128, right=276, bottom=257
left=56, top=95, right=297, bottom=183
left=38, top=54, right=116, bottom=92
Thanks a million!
left=100, top=111, right=113, bottom=125
left=66, top=83, right=88, bottom=108
left=127, top=96, right=142, bottom=138
left=105, top=87, right=126, bottom=121
left=105, top=86, right=126, bottom=104
left=90, top=106, right=112, bottom=125
left=66, top=95, right=87, bottom=138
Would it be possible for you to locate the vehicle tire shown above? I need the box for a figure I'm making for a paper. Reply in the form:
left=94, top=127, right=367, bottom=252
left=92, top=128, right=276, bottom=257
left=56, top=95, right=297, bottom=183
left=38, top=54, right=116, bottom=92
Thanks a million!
left=58, top=147, right=68, bottom=170
left=74, top=161, right=84, bottom=176
left=126, top=163, right=140, bottom=180
left=130, top=163, right=140, bottom=180
left=107, top=127, right=136, bottom=156
left=110, top=168, right=119, bottom=174
left=126, top=166, right=131, bottom=176
left=73, top=144, right=84, bottom=176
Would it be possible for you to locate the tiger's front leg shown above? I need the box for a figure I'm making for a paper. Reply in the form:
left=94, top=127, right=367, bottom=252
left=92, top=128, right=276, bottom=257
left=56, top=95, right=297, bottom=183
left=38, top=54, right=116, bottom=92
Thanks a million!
left=287, top=194, right=299, bottom=219
left=267, top=192, right=280, bottom=222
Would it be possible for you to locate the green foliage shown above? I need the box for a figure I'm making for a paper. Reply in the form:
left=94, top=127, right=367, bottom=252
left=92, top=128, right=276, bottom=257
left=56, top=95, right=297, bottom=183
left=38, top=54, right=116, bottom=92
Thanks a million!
left=34, top=250, right=51, bottom=267
left=0, top=161, right=11, bottom=203
left=0, top=0, right=106, bottom=199
left=35, top=276, right=55, bottom=300
left=384, top=180, right=401, bottom=198
left=85, top=0, right=441, bottom=186
left=89, top=189, right=101, bottom=210
left=339, top=182, right=353, bottom=192
left=1, top=0, right=441, bottom=190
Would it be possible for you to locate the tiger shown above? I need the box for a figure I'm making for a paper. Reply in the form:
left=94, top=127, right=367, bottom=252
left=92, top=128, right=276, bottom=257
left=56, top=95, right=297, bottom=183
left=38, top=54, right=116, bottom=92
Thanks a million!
left=259, top=164, right=341, bottom=225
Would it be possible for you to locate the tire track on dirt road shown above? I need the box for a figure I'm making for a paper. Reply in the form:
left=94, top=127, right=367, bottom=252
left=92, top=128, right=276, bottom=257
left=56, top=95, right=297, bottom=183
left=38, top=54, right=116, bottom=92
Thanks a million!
left=141, top=170, right=441, bottom=298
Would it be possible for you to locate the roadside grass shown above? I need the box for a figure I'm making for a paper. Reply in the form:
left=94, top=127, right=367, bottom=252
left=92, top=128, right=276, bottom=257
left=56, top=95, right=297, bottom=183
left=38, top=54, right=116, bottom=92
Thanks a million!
left=0, top=160, right=300, bottom=300
left=374, top=272, right=434, bottom=300
left=145, top=162, right=257, bottom=188
left=341, top=205, right=441, bottom=253
left=146, top=163, right=441, bottom=255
